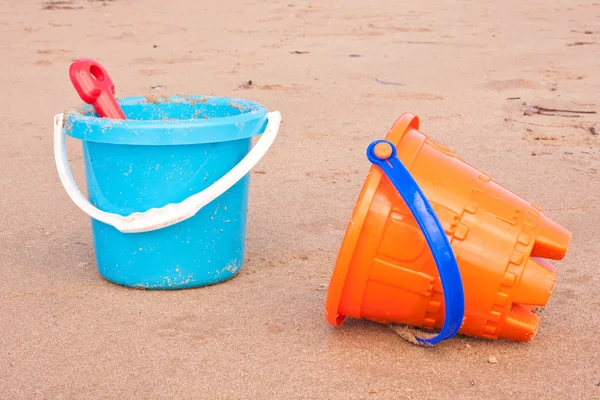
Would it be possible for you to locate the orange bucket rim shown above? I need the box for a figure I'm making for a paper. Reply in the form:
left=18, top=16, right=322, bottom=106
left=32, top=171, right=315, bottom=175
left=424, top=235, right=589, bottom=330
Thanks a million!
left=324, top=113, right=421, bottom=326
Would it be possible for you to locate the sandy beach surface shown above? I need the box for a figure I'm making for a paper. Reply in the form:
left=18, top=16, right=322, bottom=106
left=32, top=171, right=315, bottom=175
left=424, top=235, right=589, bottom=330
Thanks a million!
left=1, top=0, right=599, bottom=398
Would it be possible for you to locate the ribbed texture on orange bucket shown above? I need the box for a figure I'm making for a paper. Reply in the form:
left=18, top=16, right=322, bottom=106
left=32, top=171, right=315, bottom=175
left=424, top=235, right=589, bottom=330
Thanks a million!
left=325, top=113, right=571, bottom=342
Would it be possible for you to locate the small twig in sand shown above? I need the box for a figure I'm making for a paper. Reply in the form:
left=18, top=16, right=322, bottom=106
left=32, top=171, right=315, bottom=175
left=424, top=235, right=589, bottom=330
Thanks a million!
left=535, top=113, right=582, bottom=118
left=375, top=78, right=405, bottom=86
left=566, top=41, right=596, bottom=46
left=535, top=106, right=597, bottom=114
left=522, top=102, right=597, bottom=117
left=506, top=97, right=521, bottom=100
left=43, top=1, right=82, bottom=10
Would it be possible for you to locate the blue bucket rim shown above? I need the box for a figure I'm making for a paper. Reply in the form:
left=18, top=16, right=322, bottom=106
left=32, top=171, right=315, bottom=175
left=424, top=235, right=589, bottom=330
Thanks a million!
left=64, top=95, right=269, bottom=146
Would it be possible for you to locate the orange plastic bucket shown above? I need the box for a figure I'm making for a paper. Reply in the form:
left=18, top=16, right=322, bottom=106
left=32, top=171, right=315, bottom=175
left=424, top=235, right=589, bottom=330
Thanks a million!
left=325, top=113, right=571, bottom=344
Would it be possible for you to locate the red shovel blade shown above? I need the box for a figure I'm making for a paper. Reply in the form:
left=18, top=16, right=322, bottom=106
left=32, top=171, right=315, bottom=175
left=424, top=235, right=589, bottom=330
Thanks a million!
left=69, top=58, right=126, bottom=119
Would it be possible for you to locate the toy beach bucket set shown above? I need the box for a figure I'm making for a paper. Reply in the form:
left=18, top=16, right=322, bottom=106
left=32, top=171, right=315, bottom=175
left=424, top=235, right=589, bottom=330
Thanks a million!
left=55, top=59, right=571, bottom=344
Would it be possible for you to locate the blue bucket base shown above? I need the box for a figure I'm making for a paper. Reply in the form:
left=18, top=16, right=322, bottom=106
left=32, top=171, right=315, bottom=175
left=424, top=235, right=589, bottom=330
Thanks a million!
left=91, top=213, right=247, bottom=290
left=97, top=262, right=243, bottom=290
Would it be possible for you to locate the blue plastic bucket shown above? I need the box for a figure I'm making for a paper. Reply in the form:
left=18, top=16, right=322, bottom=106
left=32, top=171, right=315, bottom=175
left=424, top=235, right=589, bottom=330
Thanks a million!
left=54, top=95, right=281, bottom=289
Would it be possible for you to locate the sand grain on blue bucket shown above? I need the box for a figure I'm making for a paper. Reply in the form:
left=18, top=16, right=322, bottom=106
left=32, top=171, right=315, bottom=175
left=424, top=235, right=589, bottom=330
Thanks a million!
left=62, top=95, right=273, bottom=289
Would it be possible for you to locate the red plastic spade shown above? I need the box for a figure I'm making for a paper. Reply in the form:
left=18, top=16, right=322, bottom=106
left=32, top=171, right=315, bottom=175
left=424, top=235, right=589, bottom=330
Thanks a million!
left=69, top=58, right=126, bottom=119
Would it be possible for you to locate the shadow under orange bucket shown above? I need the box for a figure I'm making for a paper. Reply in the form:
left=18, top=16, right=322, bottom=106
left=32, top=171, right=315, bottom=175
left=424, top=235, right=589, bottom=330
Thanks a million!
left=325, top=113, right=571, bottom=343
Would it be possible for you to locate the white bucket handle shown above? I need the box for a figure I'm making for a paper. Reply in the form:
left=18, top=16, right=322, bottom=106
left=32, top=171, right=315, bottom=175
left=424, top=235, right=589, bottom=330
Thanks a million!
left=54, top=111, right=281, bottom=233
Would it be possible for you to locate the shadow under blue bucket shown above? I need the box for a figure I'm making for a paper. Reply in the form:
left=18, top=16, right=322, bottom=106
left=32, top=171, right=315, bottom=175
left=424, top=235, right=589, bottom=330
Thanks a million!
left=64, top=95, right=269, bottom=289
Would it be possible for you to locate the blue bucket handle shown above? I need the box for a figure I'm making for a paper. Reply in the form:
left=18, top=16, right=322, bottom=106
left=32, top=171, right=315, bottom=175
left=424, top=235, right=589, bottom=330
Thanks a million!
left=366, top=140, right=465, bottom=345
